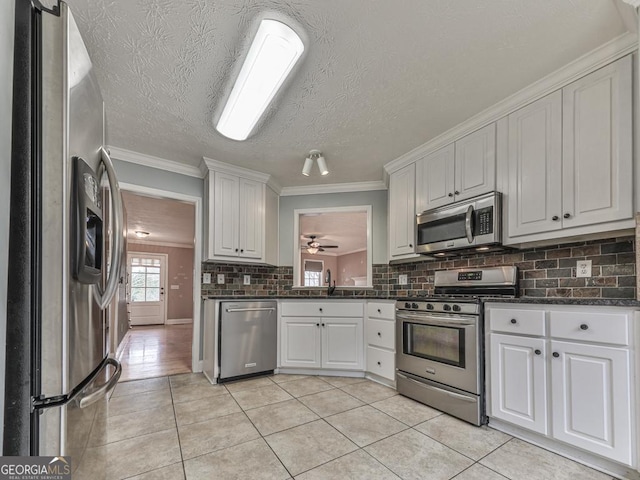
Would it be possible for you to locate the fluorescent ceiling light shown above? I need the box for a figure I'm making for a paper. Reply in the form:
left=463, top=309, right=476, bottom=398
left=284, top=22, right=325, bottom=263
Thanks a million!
left=216, top=19, right=304, bottom=141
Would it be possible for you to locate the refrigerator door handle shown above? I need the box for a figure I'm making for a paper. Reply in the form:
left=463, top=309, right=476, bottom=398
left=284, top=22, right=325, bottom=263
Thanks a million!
left=94, top=147, right=125, bottom=310
left=77, top=357, right=122, bottom=409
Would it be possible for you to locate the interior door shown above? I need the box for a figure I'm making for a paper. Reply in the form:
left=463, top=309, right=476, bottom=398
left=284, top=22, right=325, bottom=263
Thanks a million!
left=128, top=253, right=167, bottom=325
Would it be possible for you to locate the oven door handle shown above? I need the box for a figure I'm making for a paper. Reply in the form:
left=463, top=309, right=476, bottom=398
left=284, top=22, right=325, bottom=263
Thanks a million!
left=397, top=373, right=476, bottom=403
left=396, top=312, right=476, bottom=326
left=465, top=205, right=474, bottom=244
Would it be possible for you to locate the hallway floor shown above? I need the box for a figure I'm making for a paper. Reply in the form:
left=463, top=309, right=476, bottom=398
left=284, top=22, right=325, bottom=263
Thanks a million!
left=93, top=373, right=614, bottom=480
left=117, top=323, right=192, bottom=382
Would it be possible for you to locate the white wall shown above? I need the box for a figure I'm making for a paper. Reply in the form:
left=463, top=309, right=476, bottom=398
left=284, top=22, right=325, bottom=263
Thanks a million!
left=1, top=0, right=16, bottom=454
left=279, top=190, right=388, bottom=266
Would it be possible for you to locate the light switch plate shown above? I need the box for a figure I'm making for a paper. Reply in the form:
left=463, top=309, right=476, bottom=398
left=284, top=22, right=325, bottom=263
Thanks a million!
left=202, top=273, right=211, bottom=284
left=576, top=260, right=592, bottom=278
left=399, top=274, right=408, bottom=285
left=217, top=274, right=224, bottom=284
left=244, top=275, right=251, bottom=285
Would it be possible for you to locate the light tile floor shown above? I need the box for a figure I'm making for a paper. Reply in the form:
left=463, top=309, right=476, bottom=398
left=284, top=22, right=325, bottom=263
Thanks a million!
left=102, top=373, right=616, bottom=480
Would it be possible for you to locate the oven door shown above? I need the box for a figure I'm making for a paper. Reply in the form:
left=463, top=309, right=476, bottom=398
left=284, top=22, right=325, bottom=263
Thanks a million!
left=396, top=311, right=480, bottom=394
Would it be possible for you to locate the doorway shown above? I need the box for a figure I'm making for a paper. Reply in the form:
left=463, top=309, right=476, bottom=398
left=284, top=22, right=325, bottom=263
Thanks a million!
left=114, top=188, right=199, bottom=382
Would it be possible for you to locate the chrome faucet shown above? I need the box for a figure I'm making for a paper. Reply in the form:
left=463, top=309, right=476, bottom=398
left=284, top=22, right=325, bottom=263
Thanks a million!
left=325, top=269, right=336, bottom=296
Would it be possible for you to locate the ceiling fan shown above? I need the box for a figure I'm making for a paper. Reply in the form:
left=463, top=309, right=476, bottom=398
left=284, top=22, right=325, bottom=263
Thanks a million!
left=301, top=235, right=339, bottom=254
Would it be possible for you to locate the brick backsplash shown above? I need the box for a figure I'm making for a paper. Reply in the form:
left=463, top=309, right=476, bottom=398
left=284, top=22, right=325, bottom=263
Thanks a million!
left=202, top=236, right=636, bottom=300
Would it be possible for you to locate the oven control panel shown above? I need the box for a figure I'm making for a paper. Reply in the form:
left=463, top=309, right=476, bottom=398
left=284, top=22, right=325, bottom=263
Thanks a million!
left=396, top=300, right=479, bottom=316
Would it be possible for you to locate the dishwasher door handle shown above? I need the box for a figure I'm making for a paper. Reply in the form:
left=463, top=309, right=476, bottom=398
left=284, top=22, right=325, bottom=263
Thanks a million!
left=225, top=307, right=276, bottom=313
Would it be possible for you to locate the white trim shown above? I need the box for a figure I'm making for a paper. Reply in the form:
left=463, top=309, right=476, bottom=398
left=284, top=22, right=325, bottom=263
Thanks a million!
left=127, top=239, right=195, bottom=249
left=201, top=156, right=270, bottom=183
left=166, top=318, right=193, bottom=325
left=108, top=146, right=202, bottom=178
left=620, top=0, right=640, bottom=7
left=337, top=247, right=368, bottom=256
left=384, top=32, right=638, bottom=174
left=293, top=206, right=373, bottom=289
left=119, top=182, right=202, bottom=374
left=280, top=181, right=387, bottom=196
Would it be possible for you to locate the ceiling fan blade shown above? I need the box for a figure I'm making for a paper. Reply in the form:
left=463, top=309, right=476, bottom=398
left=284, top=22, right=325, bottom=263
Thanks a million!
left=319, top=245, right=338, bottom=248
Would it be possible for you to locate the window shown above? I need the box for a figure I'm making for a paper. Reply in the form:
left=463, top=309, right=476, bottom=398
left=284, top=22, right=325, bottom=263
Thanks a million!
left=303, top=260, right=323, bottom=287
left=130, top=257, right=161, bottom=302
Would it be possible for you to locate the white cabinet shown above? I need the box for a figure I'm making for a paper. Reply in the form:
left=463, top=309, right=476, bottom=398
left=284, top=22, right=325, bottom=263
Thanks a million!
left=202, top=159, right=278, bottom=264
left=416, top=123, right=496, bottom=212
left=505, top=55, right=633, bottom=244
left=388, top=164, right=416, bottom=258
left=486, top=303, right=636, bottom=467
left=365, top=301, right=396, bottom=383
left=280, top=302, right=364, bottom=371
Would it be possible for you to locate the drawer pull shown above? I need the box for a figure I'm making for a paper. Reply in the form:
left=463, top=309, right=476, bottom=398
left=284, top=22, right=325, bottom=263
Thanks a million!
left=580, top=324, right=589, bottom=330
left=377, top=332, right=381, bottom=337
left=534, top=349, right=541, bottom=355
left=553, top=352, right=560, bottom=358
left=510, top=319, right=517, bottom=324
left=552, top=215, right=559, bottom=221
left=377, top=309, right=381, bottom=314
left=377, top=361, right=381, bottom=366
left=319, top=308, right=323, bottom=312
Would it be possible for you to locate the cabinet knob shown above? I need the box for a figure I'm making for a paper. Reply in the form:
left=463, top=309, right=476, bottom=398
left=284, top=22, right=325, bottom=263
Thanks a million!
left=240, top=249, right=244, bottom=253
left=321, top=323, right=325, bottom=327
left=316, top=323, right=320, bottom=327
left=235, top=248, right=239, bottom=252
left=580, top=324, right=589, bottom=330
left=448, top=193, right=453, bottom=197
left=319, top=308, right=323, bottom=312
left=510, top=319, right=517, bottom=324
left=563, top=213, right=571, bottom=219
left=409, top=243, right=413, bottom=248
left=454, top=190, right=460, bottom=195
left=377, top=361, right=381, bottom=366
left=534, top=349, right=541, bottom=355
left=553, top=352, right=560, bottom=358
left=552, top=216, right=559, bottom=221
left=377, top=309, right=381, bottom=314
left=377, top=332, right=381, bottom=337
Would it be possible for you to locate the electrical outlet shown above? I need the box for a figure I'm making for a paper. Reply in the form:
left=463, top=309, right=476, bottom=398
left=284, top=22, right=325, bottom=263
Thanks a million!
left=202, top=273, right=211, bottom=284
left=217, top=274, right=225, bottom=284
left=244, top=275, right=251, bottom=285
left=576, top=260, right=592, bottom=278
left=399, top=274, right=408, bottom=285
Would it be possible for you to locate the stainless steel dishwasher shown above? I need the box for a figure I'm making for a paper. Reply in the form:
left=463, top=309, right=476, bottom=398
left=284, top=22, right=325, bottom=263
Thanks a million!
left=219, top=300, right=277, bottom=382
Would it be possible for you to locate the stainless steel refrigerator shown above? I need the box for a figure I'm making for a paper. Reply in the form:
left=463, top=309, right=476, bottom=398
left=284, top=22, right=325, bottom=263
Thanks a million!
left=4, top=1, right=124, bottom=476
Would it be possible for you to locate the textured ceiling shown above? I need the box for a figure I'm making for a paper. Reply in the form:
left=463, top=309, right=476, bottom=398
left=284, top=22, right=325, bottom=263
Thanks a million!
left=299, top=211, right=367, bottom=255
left=68, top=0, right=627, bottom=187
left=123, top=191, right=195, bottom=246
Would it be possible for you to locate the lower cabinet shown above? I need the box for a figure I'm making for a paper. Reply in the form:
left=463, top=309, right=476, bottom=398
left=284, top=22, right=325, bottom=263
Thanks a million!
left=487, top=303, right=636, bottom=467
left=365, top=301, right=396, bottom=382
left=280, top=302, right=364, bottom=371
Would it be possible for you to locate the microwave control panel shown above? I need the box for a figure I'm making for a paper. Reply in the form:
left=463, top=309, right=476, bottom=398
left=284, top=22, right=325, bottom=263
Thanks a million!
left=475, top=207, right=493, bottom=235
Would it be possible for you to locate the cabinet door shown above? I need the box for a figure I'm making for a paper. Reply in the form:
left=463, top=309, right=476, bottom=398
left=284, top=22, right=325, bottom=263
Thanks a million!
left=454, top=123, right=496, bottom=201
left=507, top=91, right=562, bottom=238
left=562, top=55, right=632, bottom=228
left=416, top=144, right=455, bottom=211
left=489, top=334, right=548, bottom=434
left=388, top=163, right=416, bottom=257
left=550, top=340, right=632, bottom=465
left=321, top=317, right=363, bottom=370
left=238, top=178, right=264, bottom=259
left=213, top=172, right=240, bottom=257
left=280, top=317, right=321, bottom=368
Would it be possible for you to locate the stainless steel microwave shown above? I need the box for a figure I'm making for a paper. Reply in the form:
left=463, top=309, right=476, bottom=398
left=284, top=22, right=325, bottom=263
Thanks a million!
left=416, top=192, right=502, bottom=255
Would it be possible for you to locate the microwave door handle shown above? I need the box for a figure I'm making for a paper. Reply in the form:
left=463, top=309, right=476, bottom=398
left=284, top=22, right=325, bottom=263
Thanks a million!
left=465, top=205, right=474, bottom=243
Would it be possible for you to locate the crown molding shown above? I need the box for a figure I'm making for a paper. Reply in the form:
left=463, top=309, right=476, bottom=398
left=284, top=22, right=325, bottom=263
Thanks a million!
left=266, top=177, right=283, bottom=195
left=620, top=0, right=640, bottom=7
left=200, top=156, right=271, bottom=183
left=128, top=239, right=195, bottom=249
left=384, top=32, right=638, bottom=174
left=280, top=180, right=387, bottom=197
left=107, top=146, right=202, bottom=178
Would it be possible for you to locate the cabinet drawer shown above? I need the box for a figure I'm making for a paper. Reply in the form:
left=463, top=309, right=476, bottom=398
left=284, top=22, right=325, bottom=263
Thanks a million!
left=280, top=302, right=363, bottom=317
left=366, top=318, right=395, bottom=350
left=367, top=302, right=395, bottom=320
left=366, top=346, right=395, bottom=381
left=549, top=311, right=629, bottom=346
left=489, top=308, right=546, bottom=336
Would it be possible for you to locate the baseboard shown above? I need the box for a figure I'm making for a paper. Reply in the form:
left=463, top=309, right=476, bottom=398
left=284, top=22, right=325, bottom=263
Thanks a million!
left=365, top=372, right=396, bottom=389
left=277, top=367, right=365, bottom=378
left=166, top=318, right=193, bottom=325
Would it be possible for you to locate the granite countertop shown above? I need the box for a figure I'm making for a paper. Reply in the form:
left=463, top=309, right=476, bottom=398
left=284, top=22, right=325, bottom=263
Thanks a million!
left=202, top=295, right=640, bottom=307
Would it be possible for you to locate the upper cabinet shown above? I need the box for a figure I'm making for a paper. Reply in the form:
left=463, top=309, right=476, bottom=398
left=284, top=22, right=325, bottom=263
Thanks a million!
left=504, top=55, right=633, bottom=244
left=388, top=163, right=417, bottom=258
left=416, top=123, right=496, bottom=212
left=203, top=159, right=278, bottom=265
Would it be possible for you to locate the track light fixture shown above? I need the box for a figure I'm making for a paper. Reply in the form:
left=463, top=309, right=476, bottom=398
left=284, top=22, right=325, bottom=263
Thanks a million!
left=302, top=150, right=329, bottom=176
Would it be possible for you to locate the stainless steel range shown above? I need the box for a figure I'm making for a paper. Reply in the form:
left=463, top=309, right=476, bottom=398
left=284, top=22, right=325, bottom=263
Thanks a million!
left=396, top=266, right=518, bottom=426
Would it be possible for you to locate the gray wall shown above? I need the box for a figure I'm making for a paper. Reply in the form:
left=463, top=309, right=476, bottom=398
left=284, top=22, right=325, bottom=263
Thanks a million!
left=112, top=158, right=204, bottom=199
left=1, top=0, right=16, bottom=453
left=279, top=190, right=388, bottom=266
